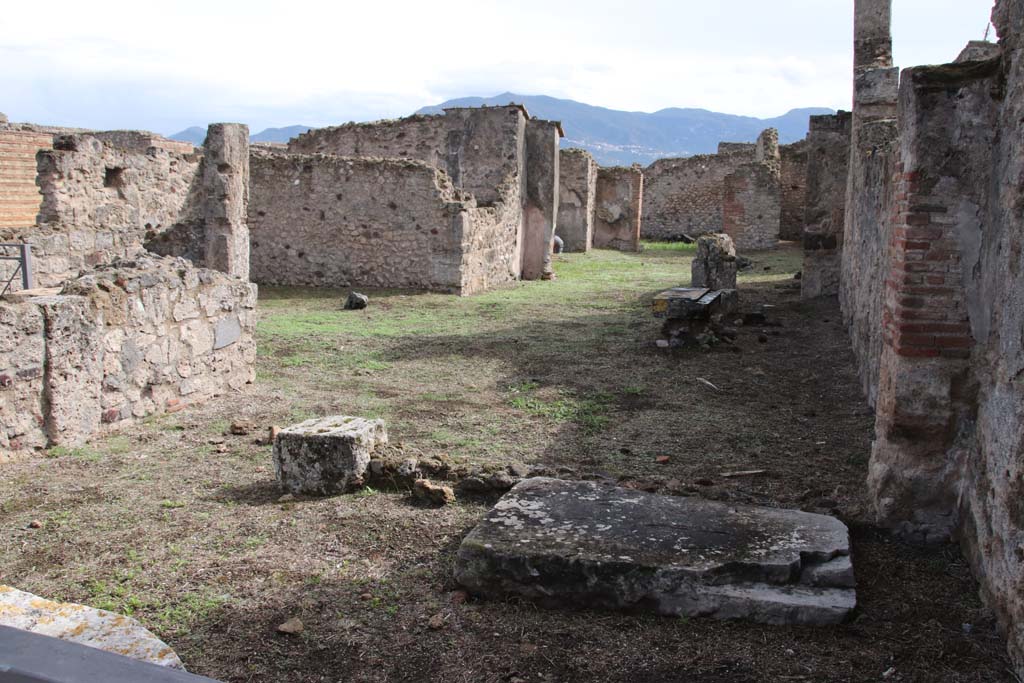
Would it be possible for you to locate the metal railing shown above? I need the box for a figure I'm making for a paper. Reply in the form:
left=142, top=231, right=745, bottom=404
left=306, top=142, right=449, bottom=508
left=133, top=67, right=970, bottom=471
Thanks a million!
left=0, top=243, right=33, bottom=296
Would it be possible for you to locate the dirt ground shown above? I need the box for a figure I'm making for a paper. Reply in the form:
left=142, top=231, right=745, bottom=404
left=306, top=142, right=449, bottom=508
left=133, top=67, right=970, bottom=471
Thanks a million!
left=0, top=243, right=1014, bottom=682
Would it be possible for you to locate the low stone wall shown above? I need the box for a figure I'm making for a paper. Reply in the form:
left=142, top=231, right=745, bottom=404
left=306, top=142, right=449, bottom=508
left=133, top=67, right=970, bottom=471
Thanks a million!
left=556, top=149, right=596, bottom=252
left=248, top=151, right=517, bottom=294
left=593, top=167, right=642, bottom=251
left=802, top=112, right=852, bottom=299
left=0, top=255, right=256, bottom=456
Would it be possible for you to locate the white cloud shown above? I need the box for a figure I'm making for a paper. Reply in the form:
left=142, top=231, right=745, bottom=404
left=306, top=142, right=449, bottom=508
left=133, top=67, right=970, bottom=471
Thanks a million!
left=0, top=0, right=996, bottom=133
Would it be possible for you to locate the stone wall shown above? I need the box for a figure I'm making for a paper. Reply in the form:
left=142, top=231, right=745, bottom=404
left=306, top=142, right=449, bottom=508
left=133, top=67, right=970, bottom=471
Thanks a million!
left=593, top=166, right=643, bottom=251
left=0, top=255, right=256, bottom=456
left=248, top=151, right=518, bottom=295
left=522, top=120, right=560, bottom=279
left=779, top=141, right=808, bottom=241
left=0, top=133, right=203, bottom=287
left=640, top=148, right=754, bottom=240
left=837, top=0, right=1024, bottom=674
left=556, top=148, right=597, bottom=252
left=801, top=112, right=852, bottom=299
left=840, top=0, right=900, bottom=405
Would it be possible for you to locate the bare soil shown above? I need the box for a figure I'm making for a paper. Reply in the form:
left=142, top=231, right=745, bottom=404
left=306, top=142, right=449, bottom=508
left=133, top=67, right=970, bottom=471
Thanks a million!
left=0, top=244, right=1013, bottom=682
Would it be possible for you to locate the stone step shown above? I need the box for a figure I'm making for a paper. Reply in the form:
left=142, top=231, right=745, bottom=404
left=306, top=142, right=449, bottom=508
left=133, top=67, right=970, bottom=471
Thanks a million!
left=455, top=478, right=857, bottom=626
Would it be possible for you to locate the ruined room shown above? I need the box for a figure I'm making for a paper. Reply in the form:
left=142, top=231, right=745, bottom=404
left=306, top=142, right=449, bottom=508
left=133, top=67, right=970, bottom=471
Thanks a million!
left=0, top=1, right=1021, bottom=682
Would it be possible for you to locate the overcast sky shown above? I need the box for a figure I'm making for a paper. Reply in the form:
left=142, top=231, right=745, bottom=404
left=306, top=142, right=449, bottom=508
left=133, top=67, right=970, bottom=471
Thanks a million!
left=1, top=0, right=997, bottom=136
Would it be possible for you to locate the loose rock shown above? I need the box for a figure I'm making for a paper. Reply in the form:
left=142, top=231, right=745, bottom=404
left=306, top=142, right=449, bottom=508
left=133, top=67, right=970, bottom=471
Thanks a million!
left=277, top=617, right=304, bottom=634
left=413, top=479, right=456, bottom=506
left=344, top=292, right=369, bottom=310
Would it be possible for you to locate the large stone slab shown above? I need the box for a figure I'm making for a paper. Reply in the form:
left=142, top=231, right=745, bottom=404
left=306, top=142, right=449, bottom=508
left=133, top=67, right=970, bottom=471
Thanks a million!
left=454, top=478, right=856, bottom=625
left=273, top=415, right=387, bottom=495
left=0, top=585, right=183, bottom=668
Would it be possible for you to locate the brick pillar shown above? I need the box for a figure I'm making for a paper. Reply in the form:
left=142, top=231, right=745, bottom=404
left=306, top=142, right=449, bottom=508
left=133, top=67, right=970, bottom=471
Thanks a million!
left=202, top=124, right=250, bottom=280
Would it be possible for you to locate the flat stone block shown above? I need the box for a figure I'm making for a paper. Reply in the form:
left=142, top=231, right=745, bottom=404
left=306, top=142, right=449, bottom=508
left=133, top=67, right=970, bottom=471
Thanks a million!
left=0, top=585, right=183, bottom=668
left=455, top=478, right=856, bottom=626
left=273, top=416, right=387, bottom=495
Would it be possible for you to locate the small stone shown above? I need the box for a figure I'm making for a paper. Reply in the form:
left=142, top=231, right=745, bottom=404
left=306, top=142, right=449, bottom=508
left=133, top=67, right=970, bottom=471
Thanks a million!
left=656, top=339, right=670, bottom=348
left=656, top=456, right=671, bottom=465
left=458, top=476, right=490, bottom=493
left=413, top=479, right=456, bottom=506
left=230, top=420, right=254, bottom=436
left=344, top=292, right=369, bottom=310
left=507, top=462, right=530, bottom=478
left=359, top=593, right=373, bottom=601
left=277, top=494, right=296, bottom=503
left=450, top=590, right=469, bottom=606
left=427, top=613, right=446, bottom=630
left=486, top=471, right=517, bottom=491
left=27, top=520, right=43, bottom=529
left=277, top=617, right=304, bottom=634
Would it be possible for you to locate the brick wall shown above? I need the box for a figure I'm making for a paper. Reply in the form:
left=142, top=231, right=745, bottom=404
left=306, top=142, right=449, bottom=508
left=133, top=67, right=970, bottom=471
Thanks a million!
left=721, top=152, right=781, bottom=252
left=0, top=130, right=54, bottom=230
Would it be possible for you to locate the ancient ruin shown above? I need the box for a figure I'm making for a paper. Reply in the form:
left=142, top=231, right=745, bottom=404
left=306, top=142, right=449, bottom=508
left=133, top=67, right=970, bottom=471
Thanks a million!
left=0, top=123, right=256, bottom=455
left=2, top=1, right=1024, bottom=680
left=249, top=106, right=564, bottom=293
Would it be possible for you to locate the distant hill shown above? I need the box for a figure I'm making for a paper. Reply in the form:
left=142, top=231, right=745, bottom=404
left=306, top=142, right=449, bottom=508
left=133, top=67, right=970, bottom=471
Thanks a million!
left=417, top=93, right=833, bottom=165
left=168, top=95, right=833, bottom=165
left=251, top=125, right=311, bottom=143
left=168, top=125, right=311, bottom=146
left=168, top=126, right=207, bottom=146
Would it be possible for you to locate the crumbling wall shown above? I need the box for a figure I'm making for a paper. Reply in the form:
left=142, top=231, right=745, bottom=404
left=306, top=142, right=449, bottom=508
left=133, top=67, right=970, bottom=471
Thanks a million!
left=0, top=256, right=256, bottom=455
left=801, top=112, right=852, bottom=299
left=593, top=166, right=642, bottom=251
left=640, top=148, right=754, bottom=240
left=556, top=148, right=596, bottom=252
left=837, top=0, right=1024, bottom=673
left=248, top=151, right=517, bottom=294
left=288, top=106, right=528, bottom=207
left=779, top=141, right=808, bottom=241
left=961, top=7, right=1024, bottom=668
left=4, top=133, right=202, bottom=287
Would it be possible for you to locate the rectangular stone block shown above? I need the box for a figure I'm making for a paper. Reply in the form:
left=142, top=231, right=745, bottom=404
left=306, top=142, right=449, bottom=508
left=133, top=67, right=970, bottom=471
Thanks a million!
left=273, top=416, right=388, bottom=495
left=455, top=478, right=856, bottom=626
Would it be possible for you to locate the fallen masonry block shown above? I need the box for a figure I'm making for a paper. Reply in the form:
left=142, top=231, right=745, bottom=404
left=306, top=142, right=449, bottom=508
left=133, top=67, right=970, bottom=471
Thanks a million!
left=691, top=233, right=738, bottom=290
left=454, top=478, right=856, bottom=626
left=0, top=585, right=184, bottom=669
left=652, top=287, right=739, bottom=347
left=273, top=416, right=387, bottom=495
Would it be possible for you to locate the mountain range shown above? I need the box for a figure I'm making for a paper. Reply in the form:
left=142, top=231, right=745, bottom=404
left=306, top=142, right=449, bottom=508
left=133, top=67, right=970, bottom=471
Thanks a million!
left=168, top=94, right=833, bottom=166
